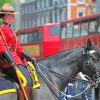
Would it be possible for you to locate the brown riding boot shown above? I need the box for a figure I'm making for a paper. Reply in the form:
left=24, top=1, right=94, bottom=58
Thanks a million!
left=18, top=87, right=30, bottom=100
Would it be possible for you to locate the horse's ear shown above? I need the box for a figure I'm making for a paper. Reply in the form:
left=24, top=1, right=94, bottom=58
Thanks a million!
left=87, top=39, right=92, bottom=48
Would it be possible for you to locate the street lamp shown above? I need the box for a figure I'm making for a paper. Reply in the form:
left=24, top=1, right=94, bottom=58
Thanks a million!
left=54, top=0, right=57, bottom=22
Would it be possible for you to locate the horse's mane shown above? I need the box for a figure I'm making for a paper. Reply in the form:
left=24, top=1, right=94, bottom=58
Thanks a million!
left=37, top=40, right=100, bottom=70
left=38, top=46, right=84, bottom=69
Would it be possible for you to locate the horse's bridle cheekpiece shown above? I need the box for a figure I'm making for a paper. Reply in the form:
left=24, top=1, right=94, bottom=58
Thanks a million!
left=83, top=47, right=99, bottom=86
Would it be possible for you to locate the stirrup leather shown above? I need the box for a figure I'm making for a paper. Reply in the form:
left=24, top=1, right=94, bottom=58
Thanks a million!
left=26, top=62, right=40, bottom=89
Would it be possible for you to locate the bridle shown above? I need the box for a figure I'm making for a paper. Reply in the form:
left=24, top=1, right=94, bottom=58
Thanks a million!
left=35, top=46, right=100, bottom=99
left=36, top=62, right=91, bottom=99
left=82, top=47, right=100, bottom=85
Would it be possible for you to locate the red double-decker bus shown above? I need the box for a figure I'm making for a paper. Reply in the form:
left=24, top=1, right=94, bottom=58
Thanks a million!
left=16, top=23, right=60, bottom=59
left=60, top=13, right=100, bottom=51
left=16, top=13, right=100, bottom=59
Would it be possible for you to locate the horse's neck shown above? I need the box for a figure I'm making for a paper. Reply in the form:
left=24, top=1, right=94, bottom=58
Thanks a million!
left=48, top=67, right=67, bottom=92
left=40, top=68, right=60, bottom=98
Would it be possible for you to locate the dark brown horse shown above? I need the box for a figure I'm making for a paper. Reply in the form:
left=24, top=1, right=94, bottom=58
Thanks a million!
left=31, top=39, right=100, bottom=100
left=0, top=39, right=100, bottom=100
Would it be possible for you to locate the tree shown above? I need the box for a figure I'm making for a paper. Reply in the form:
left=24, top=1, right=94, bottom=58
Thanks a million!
left=0, top=0, right=13, bottom=7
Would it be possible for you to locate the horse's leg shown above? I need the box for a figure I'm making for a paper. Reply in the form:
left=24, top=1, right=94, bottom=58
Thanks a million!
left=0, top=93, right=17, bottom=100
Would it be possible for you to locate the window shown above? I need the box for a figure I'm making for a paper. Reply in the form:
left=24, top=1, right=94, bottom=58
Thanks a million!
left=81, top=21, right=88, bottom=36
left=89, top=19, right=97, bottom=33
left=27, top=31, right=42, bottom=43
left=66, top=23, right=73, bottom=38
left=20, top=33, right=25, bottom=44
left=61, top=25, right=66, bottom=39
left=41, top=0, right=44, bottom=8
left=27, top=33, right=33, bottom=43
left=20, top=31, right=42, bottom=44
left=20, top=33, right=28, bottom=44
left=28, top=6, right=32, bottom=14
left=25, top=7, right=27, bottom=14
left=66, top=26, right=73, bottom=38
left=73, top=25, right=80, bottom=37
left=21, top=7, right=24, bottom=15
left=77, top=8, right=85, bottom=17
left=46, top=0, right=49, bottom=8
left=79, top=12, right=83, bottom=17
left=38, top=32, right=42, bottom=42
left=62, top=0, right=67, bottom=3
left=77, top=0, right=85, bottom=4
left=50, top=26, right=60, bottom=35
left=97, top=18, right=100, bottom=32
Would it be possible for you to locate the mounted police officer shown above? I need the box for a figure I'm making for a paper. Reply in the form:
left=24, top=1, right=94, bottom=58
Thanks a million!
left=0, top=3, right=38, bottom=100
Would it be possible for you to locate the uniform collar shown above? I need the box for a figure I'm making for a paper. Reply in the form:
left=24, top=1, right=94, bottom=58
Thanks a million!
left=2, top=21, right=11, bottom=27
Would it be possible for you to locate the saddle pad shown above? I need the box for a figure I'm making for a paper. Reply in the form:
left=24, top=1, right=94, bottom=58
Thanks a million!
left=0, top=76, right=16, bottom=95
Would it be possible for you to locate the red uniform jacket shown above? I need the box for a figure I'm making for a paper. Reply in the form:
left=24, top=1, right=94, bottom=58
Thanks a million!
left=0, top=22, right=24, bottom=68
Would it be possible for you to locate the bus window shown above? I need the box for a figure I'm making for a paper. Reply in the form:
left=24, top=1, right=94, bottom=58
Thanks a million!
left=20, top=33, right=28, bottom=44
left=73, top=25, right=80, bottom=37
left=66, top=23, right=73, bottom=38
left=24, top=34, right=27, bottom=43
left=81, top=29, right=88, bottom=36
left=20, top=33, right=25, bottom=44
left=97, top=18, right=100, bottom=32
left=27, top=33, right=34, bottom=43
left=31, top=32, right=37, bottom=42
left=50, top=26, right=60, bottom=35
left=27, top=31, right=42, bottom=43
left=33, top=31, right=42, bottom=42
left=38, top=32, right=42, bottom=42
left=89, top=19, right=97, bottom=33
left=60, top=13, right=100, bottom=52
left=81, top=22, right=88, bottom=36
left=60, top=25, right=67, bottom=39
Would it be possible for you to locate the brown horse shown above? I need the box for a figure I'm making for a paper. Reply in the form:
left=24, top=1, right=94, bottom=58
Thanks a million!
left=0, top=39, right=100, bottom=100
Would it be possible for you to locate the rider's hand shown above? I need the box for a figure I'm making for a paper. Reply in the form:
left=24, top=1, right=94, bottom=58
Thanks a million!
left=31, top=58, right=37, bottom=69
left=10, top=62, right=17, bottom=70
left=22, top=50, right=37, bottom=69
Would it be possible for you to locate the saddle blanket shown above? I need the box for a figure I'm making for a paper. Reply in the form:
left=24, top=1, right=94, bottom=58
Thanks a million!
left=0, top=76, right=16, bottom=95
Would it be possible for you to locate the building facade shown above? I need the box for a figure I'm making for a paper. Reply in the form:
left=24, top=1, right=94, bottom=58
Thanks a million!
left=68, top=0, right=96, bottom=19
left=20, top=0, right=95, bottom=29
left=96, top=0, right=100, bottom=12
left=21, top=0, right=67, bottom=28
left=13, top=0, right=21, bottom=31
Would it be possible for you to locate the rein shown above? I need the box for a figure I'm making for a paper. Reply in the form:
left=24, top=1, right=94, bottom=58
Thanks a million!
left=37, top=63, right=89, bottom=83
left=36, top=62, right=91, bottom=98
left=34, top=46, right=100, bottom=99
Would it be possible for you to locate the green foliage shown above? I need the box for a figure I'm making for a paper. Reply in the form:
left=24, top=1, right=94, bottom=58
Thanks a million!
left=0, top=0, right=13, bottom=23
left=0, top=19, right=3, bottom=25
left=0, top=0, right=13, bottom=7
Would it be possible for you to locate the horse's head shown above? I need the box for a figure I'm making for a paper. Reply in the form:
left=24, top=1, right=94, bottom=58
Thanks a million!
left=37, top=40, right=100, bottom=95
left=82, top=39, right=100, bottom=81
